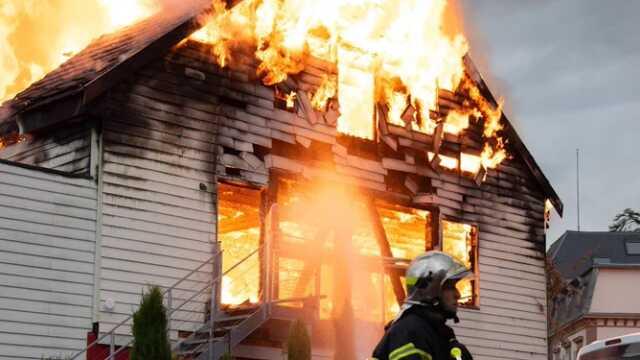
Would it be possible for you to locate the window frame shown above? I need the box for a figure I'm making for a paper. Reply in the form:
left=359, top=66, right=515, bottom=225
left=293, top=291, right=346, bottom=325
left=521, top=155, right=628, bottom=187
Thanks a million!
left=215, top=179, right=267, bottom=308
left=251, top=173, right=482, bottom=316
left=439, top=215, right=480, bottom=309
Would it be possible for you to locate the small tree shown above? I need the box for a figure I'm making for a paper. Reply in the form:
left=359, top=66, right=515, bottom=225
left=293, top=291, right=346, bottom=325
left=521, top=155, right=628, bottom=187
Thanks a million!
left=609, top=208, right=640, bottom=232
left=286, top=319, right=311, bottom=360
left=131, top=286, right=171, bottom=360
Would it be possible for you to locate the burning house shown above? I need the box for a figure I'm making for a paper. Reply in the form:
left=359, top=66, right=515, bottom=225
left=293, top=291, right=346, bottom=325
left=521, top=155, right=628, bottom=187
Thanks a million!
left=0, top=0, right=563, bottom=359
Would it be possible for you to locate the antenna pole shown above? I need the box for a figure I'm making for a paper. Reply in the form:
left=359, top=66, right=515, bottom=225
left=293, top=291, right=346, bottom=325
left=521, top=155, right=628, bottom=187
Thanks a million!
left=576, top=148, right=581, bottom=231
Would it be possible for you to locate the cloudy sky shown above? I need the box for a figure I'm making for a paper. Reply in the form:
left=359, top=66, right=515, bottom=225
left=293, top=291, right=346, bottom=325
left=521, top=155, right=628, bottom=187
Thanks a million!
left=459, top=0, right=640, bottom=246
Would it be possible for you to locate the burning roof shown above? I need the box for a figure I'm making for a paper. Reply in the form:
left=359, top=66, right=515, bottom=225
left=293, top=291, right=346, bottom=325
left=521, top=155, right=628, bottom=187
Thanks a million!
left=0, top=0, right=562, bottom=214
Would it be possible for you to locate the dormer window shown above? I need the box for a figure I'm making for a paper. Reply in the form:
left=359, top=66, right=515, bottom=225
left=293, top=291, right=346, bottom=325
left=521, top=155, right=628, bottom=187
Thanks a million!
left=625, top=241, right=640, bottom=255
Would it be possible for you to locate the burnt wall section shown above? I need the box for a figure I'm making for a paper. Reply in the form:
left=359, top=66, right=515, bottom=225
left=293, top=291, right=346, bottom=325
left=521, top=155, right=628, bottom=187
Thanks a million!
left=0, top=122, right=92, bottom=175
left=96, top=60, right=218, bottom=337
left=170, top=41, right=548, bottom=359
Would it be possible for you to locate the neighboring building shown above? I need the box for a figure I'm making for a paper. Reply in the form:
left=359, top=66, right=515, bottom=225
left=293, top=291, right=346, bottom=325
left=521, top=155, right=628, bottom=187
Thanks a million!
left=0, top=2, right=563, bottom=359
left=548, top=231, right=640, bottom=360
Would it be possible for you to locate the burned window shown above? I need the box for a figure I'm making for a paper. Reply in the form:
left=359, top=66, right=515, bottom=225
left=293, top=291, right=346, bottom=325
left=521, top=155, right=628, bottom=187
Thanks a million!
left=217, top=183, right=262, bottom=307
left=275, top=179, right=380, bottom=319
left=274, top=177, right=438, bottom=324
left=376, top=201, right=433, bottom=259
left=442, top=220, right=478, bottom=306
left=274, top=85, right=298, bottom=112
left=276, top=179, right=326, bottom=310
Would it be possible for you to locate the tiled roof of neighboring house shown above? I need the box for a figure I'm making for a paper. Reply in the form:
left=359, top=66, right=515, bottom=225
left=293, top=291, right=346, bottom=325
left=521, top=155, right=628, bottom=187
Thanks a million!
left=0, top=0, right=563, bottom=214
left=549, top=230, right=640, bottom=280
left=0, top=0, right=211, bottom=124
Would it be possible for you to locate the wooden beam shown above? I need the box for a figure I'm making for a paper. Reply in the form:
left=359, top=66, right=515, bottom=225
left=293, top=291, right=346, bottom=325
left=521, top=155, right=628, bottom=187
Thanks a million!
left=367, top=199, right=406, bottom=306
left=291, top=229, right=327, bottom=298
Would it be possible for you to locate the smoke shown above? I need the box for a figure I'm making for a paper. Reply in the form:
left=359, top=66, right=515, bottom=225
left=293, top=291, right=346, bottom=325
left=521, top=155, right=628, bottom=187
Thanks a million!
left=278, top=178, right=388, bottom=359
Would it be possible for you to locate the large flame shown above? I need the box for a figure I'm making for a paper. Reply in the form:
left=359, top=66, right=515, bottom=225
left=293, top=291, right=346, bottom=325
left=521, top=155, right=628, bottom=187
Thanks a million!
left=0, top=0, right=509, bottom=175
left=192, top=0, right=468, bottom=136
left=0, top=0, right=159, bottom=103
left=192, top=0, right=508, bottom=173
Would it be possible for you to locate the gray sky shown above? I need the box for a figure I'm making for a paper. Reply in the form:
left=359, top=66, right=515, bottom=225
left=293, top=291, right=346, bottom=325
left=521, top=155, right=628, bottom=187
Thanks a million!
left=459, top=0, right=640, bottom=247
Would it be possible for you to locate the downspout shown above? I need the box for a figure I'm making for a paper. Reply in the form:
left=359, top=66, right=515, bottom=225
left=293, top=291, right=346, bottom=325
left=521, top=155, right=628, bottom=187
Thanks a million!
left=90, top=120, right=105, bottom=324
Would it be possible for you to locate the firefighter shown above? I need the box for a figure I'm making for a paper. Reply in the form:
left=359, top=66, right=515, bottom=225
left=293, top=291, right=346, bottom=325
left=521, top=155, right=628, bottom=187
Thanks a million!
left=372, top=251, right=474, bottom=360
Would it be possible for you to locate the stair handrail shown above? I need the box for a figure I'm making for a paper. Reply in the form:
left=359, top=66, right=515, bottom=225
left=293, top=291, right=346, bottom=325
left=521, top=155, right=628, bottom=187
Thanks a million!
left=69, top=249, right=221, bottom=359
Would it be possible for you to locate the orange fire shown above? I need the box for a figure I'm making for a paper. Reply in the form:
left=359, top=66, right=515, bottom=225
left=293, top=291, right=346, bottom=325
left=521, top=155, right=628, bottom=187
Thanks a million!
left=191, top=0, right=508, bottom=174
left=442, top=220, right=475, bottom=303
left=0, top=0, right=159, bottom=103
left=192, top=0, right=467, bottom=133
left=311, top=74, right=337, bottom=111
left=0, top=0, right=509, bottom=178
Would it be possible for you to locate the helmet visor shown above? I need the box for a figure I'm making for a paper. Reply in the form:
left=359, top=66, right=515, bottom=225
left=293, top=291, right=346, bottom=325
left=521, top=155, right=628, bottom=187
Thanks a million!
left=443, top=261, right=474, bottom=284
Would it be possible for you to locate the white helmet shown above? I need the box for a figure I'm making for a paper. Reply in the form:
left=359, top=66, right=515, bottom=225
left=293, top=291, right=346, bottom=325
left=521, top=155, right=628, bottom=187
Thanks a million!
left=404, top=251, right=472, bottom=305
left=390, top=251, right=473, bottom=324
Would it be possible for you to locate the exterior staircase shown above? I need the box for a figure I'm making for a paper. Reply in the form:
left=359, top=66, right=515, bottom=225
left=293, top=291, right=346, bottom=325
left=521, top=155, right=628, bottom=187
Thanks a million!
left=175, top=305, right=269, bottom=359
left=70, top=243, right=272, bottom=360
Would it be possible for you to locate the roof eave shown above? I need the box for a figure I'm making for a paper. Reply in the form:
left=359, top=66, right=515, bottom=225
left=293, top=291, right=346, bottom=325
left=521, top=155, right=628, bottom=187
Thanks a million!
left=463, top=55, right=564, bottom=217
left=0, top=3, right=215, bottom=136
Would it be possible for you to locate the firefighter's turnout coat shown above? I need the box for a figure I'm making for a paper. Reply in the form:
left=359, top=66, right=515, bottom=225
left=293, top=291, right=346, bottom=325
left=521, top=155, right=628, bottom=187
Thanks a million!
left=372, top=305, right=472, bottom=360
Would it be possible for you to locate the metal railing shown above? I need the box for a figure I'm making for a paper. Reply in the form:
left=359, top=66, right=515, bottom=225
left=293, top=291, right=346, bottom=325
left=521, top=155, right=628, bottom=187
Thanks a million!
left=69, top=246, right=262, bottom=360
left=172, top=244, right=266, bottom=358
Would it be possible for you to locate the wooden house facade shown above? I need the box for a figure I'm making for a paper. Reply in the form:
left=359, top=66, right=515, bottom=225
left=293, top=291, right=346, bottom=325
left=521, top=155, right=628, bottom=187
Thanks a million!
left=0, top=3, right=562, bottom=359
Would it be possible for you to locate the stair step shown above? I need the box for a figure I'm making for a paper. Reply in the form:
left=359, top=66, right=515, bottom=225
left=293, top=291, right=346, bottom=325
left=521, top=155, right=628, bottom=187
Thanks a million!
left=180, top=336, right=225, bottom=347
left=214, top=314, right=252, bottom=323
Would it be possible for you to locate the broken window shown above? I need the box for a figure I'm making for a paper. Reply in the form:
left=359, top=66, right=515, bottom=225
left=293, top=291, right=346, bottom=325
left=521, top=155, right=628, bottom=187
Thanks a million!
left=442, top=220, right=478, bottom=306
left=217, top=183, right=262, bottom=307
left=376, top=201, right=433, bottom=259
left=275, top=177, right=437, bottom=322
left=374, top=201, right=433, bottom=321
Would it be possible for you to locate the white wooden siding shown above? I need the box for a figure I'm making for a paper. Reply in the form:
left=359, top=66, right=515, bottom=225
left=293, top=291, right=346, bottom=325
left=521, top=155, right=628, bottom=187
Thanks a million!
left=98, top=82, right=218, bottom=336
left=0, top=162, right=97, bottom=360
left=0, top=125, right=92, bottom=175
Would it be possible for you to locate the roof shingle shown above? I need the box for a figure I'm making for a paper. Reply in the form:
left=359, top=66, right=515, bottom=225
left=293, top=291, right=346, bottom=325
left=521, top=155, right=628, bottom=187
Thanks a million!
left=0, top=0, right=210, bottom=121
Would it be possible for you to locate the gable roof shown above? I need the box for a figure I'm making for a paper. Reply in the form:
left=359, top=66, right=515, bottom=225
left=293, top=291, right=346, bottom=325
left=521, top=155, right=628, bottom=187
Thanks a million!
left=550, top=230, right=640, bottom=280
left=0, top=0, right=562, bottom=215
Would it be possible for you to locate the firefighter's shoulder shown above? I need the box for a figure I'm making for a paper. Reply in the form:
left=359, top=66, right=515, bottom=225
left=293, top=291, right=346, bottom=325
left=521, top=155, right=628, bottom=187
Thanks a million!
left=382, top=312, right=437, bottom=360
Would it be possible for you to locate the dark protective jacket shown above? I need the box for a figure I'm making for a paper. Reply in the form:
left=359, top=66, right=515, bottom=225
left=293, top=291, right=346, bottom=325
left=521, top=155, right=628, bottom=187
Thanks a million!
left=371, top=305, right=473, bottom=360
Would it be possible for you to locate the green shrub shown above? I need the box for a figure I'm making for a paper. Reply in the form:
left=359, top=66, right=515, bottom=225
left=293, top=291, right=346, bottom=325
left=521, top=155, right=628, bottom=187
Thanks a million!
left=130, top=286, right=171, bottom=360
left=286, top=319, right=311, bottom=360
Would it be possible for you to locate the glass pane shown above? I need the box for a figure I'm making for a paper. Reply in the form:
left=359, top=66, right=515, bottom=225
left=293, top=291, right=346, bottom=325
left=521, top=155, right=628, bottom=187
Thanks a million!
left=442, top=220, right=477, bottom=305
left=217, top=183, right=262, bottom=306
